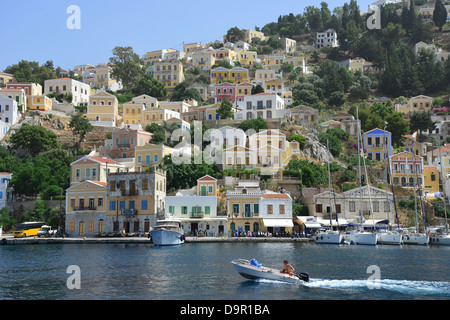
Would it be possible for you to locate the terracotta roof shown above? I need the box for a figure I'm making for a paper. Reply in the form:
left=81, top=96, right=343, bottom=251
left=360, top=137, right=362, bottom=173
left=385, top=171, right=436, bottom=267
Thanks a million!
left=261, top=193, right=290, bottom=199
left=91, top=181, right=107, bottom=186
left=89, top=156, right=122, bottom=165
left=197, top=175, right=217, bottom=181
left=0, top=172, right=12, bottom=175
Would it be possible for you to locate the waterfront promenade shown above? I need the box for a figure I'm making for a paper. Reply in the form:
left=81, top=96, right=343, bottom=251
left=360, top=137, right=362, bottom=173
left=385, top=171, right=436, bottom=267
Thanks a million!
left=0, top=233, right=313, bottom=245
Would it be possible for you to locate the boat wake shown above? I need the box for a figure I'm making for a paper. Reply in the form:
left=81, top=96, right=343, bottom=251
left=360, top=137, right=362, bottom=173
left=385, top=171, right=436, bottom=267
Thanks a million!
left=303, top=278, right=450, bottom=296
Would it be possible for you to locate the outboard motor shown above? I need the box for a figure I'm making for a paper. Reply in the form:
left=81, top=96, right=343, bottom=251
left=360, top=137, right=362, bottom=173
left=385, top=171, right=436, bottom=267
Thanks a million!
left=298, top=272, right=310, bottom=282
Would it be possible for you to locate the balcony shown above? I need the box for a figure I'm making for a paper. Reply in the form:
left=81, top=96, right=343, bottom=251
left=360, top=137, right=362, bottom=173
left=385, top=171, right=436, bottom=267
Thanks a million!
left=122, top=208, right=138, bottom=215
left=191, top=211, right=204, bottom=218
left=73, top=206, right=96, bottom=211
left=121, top=189, right=137, bottom=196
left=116, top=144, right=130, bottom=148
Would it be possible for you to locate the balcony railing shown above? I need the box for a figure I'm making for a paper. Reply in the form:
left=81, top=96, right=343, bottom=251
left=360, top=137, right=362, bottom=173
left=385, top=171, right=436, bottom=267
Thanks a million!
left=116, top=144, right=130, bottom=148
left=73, top=206, right=96, bottom=211
left=191, top=211, right=204, bottom=218
left=121, top=189, right=137, bottom=196
left=122, top=208, right=138, bottom=215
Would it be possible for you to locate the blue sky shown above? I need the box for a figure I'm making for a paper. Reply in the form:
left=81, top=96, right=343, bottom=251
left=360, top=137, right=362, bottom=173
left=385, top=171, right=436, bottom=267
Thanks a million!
left=0, top=0, right=372, bottom=71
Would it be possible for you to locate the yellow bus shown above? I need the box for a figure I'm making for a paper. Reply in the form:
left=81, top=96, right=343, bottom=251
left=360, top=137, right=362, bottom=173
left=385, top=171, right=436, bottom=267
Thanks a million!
left=13, top=222, right=46, bottom=238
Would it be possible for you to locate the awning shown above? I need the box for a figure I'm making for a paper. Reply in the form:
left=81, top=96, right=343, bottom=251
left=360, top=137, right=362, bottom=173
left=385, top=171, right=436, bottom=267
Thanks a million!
left=262, top=219, right=294, bottom=227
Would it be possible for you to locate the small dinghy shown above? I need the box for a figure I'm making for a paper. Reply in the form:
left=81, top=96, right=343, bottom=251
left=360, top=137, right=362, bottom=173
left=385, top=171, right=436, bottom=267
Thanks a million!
left=231, top=258, right=309, bottom=284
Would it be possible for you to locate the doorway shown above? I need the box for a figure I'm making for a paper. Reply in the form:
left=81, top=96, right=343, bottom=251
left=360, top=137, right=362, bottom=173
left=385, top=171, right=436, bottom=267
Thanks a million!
left=191, top=222, right=198, bottom=235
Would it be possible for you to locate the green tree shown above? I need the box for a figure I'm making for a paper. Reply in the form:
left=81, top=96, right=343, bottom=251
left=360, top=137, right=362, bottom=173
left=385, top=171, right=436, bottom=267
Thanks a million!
left=287, top=133, right=306, bottom=149
left=328, top=91, right=346, bottom=107
left=171, top=83, right=202, bottom=102
left=409, top=112, right=436, bottom=141
left=4, top=60, right=57, bottom=86
left=225, top=27, right=244, bottom=43
left=251, top=84, right=264, bottom=95
left=109, top=46, right=144, bottom=89
left=238, top=118, right=268, bottom=132
left=9, top=124, right=60, bottom=157
left=385, top=112, right=410, bottom=147
left=433, top=0, right=448, bottom=32
left=69, top=113, right=93, bottom=149
left=217, top=98, right=234, bottom=120
left=131, top=74, right=167, bottom=98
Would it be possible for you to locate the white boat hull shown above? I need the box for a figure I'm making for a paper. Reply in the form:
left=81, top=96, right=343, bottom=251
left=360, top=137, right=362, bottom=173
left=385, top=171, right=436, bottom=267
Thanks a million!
left=377, top=232, right=402, bottom=245
left=150, top=229, right=184, bottom=246
left=231, top=259, right=307, bottom=284
left=314, top=231, right=343, bottom=244
left=402, top=233, right=429, bottom=245
left=343, top=231, right=378, bottom=245
left=430, top=234, right=450, bottom=245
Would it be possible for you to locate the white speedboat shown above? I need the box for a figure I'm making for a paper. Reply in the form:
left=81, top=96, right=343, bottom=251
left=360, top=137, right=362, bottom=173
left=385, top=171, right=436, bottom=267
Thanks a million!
left=402, top=232, right=429, bottom=245
left=342, top=230, right=378, bottom=245
left=430, top=234, right=450, bottom=245
left=377, top=231, right=402, bottom=245
left=314, top=230, right=343, bottom=244
left=149, top=219, right=185, bottom=246
left=231, top=259, right=309, bottom=284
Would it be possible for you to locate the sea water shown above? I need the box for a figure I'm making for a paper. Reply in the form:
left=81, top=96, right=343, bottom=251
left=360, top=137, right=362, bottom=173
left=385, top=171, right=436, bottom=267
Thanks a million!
left=0, top=242, right=448, bottom=300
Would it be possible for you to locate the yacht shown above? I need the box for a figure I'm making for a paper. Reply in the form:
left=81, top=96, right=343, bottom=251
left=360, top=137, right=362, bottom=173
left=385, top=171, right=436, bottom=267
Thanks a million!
left=149, top=219, right=185, bottom=246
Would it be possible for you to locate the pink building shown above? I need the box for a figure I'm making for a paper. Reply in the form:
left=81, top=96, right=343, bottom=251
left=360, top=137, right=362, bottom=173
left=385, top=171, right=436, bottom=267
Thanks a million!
left=215, top=82, right=236, bottom=104
left=98, top=127, right=152, bottom=159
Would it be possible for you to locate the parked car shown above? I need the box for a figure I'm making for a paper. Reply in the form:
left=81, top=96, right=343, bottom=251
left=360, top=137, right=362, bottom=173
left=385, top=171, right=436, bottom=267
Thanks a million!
left=37, top=225, right=57, bottom=237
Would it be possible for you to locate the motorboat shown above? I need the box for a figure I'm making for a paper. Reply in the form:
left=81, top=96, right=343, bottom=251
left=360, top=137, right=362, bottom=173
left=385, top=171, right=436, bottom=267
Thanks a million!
left=314, top=230, right=343, bottom=244
left=231, top=259, right=309, bottom=284
left=149, top=219, right=185, bottom=246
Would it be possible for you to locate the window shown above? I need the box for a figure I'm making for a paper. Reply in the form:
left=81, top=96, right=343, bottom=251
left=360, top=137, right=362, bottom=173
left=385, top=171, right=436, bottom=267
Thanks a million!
left=76, top=169, right=80, bottom=178
left=350, top=202, right=355, bottom=212
left=233, top=203, right=240, bottom=214
left=181, top=206, right=187, bottom=214
left=141, top=200, right=148, bottom=210
left=142, top=179, right=148, bottom=190
left=154, top=154, right=158, bottom=163
left=109, top=201, right=116, bottom=211
left=205, top=206, right=210, bottom=215
left=208, top=185, right=213, bottom=194
left=279, top=205, right=285, bottom=214
left=98, top=198, right=103, bottom=207
left=253, top=204, right=259, bottom=214
left=169, top=206, right=175, bottom=215
left=268, top=205, right=273, bottom=214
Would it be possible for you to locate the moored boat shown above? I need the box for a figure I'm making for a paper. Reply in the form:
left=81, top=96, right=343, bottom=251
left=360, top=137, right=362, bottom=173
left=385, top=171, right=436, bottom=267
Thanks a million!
left=231, top=259, right=309, bottom=284
left=149, top=219, right=185, bottom=246
left=430, top=234, right=450, bottom=245
left=314, top=230, right=343, bottom=244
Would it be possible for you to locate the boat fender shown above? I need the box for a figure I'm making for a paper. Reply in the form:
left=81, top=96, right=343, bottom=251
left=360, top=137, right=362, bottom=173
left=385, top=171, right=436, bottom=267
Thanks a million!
left=298, top=272, right=309, bottom=282
left=0, top=238, right=7, bottom=245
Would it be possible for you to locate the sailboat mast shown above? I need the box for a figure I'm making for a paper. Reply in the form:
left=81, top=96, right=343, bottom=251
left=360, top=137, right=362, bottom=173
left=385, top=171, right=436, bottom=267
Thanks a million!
left=438, top=143, right=449, bottom=235
left=327, top=139, right=333, bottom=230
left=357, top=106, right=364, bottom=228
left=413, top=153, right=427, bottom=233
left=383, top=127, right=390, bottom=225
left=411, top=154, right=419, bottom=233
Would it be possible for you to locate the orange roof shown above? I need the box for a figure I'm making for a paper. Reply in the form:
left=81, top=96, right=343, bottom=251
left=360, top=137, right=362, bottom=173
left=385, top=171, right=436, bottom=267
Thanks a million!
left=197, top=175, right=217, bottom=181
left=89, top=156, right=122, bottom=165
left=261, top=193, right=290, bottom=199
left=91, top=181, right=107, bottom=186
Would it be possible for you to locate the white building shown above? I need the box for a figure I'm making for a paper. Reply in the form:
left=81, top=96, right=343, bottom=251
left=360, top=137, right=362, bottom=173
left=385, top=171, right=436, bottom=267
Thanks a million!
left=44, top=78, right=90, bottom=106
left=0, top=172, right=12, bottom=210
left=234, top=93, right=289, bottom=121
left=0, top=96, right=20, bottom=139
left=316, top=29, right=339, bottom=49
left=165, top=175, right=227, bottom=236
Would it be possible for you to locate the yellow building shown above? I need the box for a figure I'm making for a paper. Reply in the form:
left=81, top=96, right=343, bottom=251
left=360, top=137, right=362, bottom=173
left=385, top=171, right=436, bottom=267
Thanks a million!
left=191, top=48, right=216, bottom=72
left=423, top=165, right=440, bottom=197
left=255, top=69, right=276, bottom=85
left=141, top=107, right=180, bottom=127
left=86, top=91, right=119, bottom=126
left=65, top=180, right=108, bottom=237
left=28, top=95, right=52, bottom=111
left=106, top=170, right=166, bottom=233
left=154, top=60, right=184, bottom=93
left=284, top=56, right=305, bottom=71
left=395, top=95, right=433, bottom=115
left=236, top=50, right=257, bottom=66
left=242, top=29, right=266, bottom=43
left=389, top=151, right=424, bottom=189
left=281, top=37, right=296, bottom=53
left=70, top=155, right=124, bottom=185
left=0, top=72, right=14, bottom=87
left=210, top=67, right=249, bottom=84
left=262, top=56, right=285, bottom=70
left=135, top=143, right=175, bottom=170
left=214, top=48, right=238, bottom=61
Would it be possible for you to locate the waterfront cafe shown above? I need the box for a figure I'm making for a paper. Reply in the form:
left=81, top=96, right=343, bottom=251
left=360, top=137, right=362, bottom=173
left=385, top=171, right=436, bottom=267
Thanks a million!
left=296, top=216, right=323, bottom=236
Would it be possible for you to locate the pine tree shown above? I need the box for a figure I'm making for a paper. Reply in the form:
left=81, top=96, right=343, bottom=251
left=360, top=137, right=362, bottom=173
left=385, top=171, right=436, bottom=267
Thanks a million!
left=433, top=0, right=448, bottom=32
